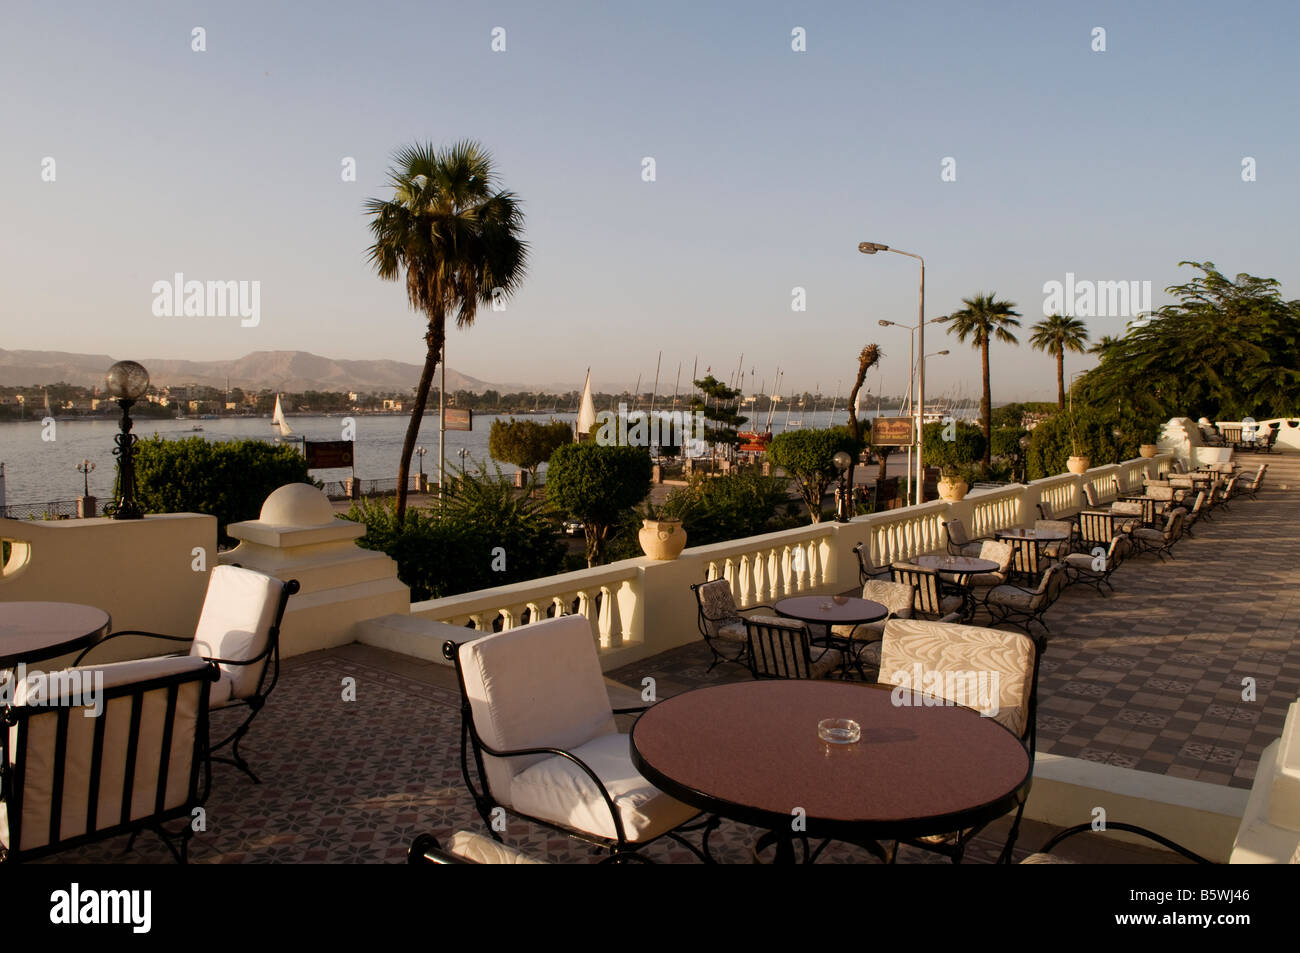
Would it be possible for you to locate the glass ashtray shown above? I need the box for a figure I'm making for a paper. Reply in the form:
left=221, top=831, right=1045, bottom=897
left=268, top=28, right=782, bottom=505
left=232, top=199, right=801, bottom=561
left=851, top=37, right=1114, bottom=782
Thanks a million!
left=818, top=718, right=861, bottom=744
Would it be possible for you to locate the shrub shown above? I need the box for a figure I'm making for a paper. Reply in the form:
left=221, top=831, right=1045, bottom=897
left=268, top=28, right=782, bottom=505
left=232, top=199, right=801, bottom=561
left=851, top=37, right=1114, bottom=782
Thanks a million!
left=546, top=443, right=652, bottom=565
left=1025, top=408, right=1147, bottom=479
left=131, top=436, right=314, bottom=545
left=656, top=471, right=795, bottom=546
left=342, top=464, right=565, bottom=601
left=487, top=418, right=572, bottom=487
left=921, top=421, right=987, bottom=470
left=767, top=426, right=865, bottom=523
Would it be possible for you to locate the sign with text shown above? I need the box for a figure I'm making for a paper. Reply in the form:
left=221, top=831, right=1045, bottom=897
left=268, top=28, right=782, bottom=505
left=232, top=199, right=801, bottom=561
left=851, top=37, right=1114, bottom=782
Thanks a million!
left=445, top=408, right=473, bottom=432
left=871, top=417, right=914, bottom=446
left=305, top=440, right=355, bottom=469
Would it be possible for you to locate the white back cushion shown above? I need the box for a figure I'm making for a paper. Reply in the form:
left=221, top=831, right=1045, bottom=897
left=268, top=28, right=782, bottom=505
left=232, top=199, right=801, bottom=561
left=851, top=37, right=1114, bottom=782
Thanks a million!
left=190, top=565, right=284, bottom=700
left=458, top=614, right=616, bottom=805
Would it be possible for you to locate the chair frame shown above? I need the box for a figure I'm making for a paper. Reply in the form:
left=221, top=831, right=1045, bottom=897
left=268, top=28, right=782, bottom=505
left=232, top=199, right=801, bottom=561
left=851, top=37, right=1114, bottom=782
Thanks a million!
left=742, top=616, right=838, bottom=680
left=984, top=565, right=1065, bottom=637
left=689, top=579, right=772, bottom=672
left=440, top=638, right=713, bottom=864
left=1031, top=822, right=1211, bottom=864
left=852, top=541, right=892, bottom=585
left=0, top=661, right=218, bottom=863
left=890, top=564, right=965, bottom=622
left=75, top=576, right=300, bottom=784
left=1132, top=509, right=1186, bottom=562
left=1064, top=535, right=1128, bottom=597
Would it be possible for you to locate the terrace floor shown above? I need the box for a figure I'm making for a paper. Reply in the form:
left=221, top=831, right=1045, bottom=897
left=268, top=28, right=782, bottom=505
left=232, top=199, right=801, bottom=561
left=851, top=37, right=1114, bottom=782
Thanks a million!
left=41, top=454, right=1295, bottom=865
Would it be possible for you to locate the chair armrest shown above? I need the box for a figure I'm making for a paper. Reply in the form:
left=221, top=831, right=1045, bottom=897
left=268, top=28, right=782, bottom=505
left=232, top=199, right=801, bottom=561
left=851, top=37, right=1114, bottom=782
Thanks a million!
left=1035, top=822, right=1210, bottom=864
left=74, top=630, right=192, bottom=665
left=612, top=705, right=650, bottom=716
left=737, top=604, right=775, bottom=617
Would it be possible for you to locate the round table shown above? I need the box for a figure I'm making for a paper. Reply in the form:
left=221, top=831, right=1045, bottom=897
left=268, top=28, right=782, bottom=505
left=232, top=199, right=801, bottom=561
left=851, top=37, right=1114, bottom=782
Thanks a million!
left=995, top=528, right=1070, bottom=579
left=630, top=680, right=1030, bottom=863
left=0, top=602, right=111, bottom=668
left=995, top=528, right=1069, bottom=542
left=774, top=596, right=888, bottom=677
left=915, top=555, right=999, bottom=576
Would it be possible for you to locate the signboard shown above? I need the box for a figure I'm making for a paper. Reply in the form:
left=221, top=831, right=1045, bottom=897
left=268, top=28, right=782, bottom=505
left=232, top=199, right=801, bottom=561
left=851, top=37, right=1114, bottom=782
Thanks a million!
left=871, top=417, right=914, bottom=446
left=445, top=408, right=473, bottom=432
left=305, top=440, right=355, bottom=470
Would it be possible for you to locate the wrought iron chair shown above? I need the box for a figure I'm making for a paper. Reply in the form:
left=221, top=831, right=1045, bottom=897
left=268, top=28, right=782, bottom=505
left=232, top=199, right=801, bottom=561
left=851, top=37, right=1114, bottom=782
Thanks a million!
left=1021, top=823, right=1212, bottom=864
left=441, top=615, right=710, bottom=863
left=409, top=830, right=547, bottom=864
left=1242, top=464, right=1268, bottom=500
left=1181, top=490, right=1209, bottom=536
left=76, top=565, right=298, bottom=784
left=875, top=618, right=1043, bottom=864
left=1, top=655, right=217, bottom=863
left=690, top=578, right=772, bottom=672
left=743, top=616, right=843, bottom=680
left=1062, top=534, right=1130, bottom=597
left=890, top=563, right=966, bottom=622
left=984, top=564, right=1066, bottom=636
left=852, top=541, right=892, bottom=584
left=830, top=579, right=916, bottom=676
left=943, top=518, right=986, bottom=557
left=1132, top=507, right=1187, bottom=562
left=1078, top=510, right=1131, bottom=551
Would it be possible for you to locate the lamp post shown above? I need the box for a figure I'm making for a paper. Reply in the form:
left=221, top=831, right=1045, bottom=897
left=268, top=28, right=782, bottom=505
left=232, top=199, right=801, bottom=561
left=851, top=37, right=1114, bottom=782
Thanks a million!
left=105, top=360, right=150, bottom=519
left=833, top=450, right=853, bottom=523
left=861, top=242, right=925, bottom=504
left=77, top=459, right=95, bottom=497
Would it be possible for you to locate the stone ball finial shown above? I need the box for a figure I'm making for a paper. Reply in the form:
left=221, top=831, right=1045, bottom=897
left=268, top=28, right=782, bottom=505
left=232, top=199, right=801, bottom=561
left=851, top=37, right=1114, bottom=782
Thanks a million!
left=259, top=483, right=337, bottom=527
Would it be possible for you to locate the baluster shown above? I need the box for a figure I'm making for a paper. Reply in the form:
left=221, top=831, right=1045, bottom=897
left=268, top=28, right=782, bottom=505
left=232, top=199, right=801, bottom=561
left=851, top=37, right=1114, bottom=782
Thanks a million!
left=468, top=613, right=485, bottom=632
left=806, top=541, right=822, bottom=589
left=577, top=589, right=595, bottom=627
left=601, top=584, right=620, bottom=649
left=776, top=546, right=791, bottom=597
left=738, top=554, right=753, bottom=606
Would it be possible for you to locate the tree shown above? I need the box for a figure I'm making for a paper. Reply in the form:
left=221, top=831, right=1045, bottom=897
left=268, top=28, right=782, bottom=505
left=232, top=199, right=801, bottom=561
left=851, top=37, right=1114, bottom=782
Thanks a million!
left=767, top=427, right=864, bottom=523
left=689, top=375, right=747, bottom=463
left=546, top=443, right=652, bottom=566
left=365, top=140, right=528, bottom=522
left=921, top=421, right=986, bottom=469
left=845, top=343, right=882, bottom=511
left=1029, top=314, right=1090, bottom=408
left=488, top=418, right=571, bottom=489
left=1077, top=261, right=1300, bottom=422
left=656, top=471, right=795, bottom=546
left=934, top=293, right=1022, bottom=466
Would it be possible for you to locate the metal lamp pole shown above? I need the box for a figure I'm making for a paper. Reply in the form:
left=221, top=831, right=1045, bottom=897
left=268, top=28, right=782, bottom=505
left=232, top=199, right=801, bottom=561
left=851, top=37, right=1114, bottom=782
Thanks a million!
left=878, top=318, right=916, bottom=505
left=862, top=243, right=925, bottom=503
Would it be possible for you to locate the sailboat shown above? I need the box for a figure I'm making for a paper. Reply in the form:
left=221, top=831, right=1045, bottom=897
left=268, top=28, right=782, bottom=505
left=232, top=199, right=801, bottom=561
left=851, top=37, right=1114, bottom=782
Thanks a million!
left=272, top=395, right=303, bottom=443
left=575, top=370, right=596, bottom=441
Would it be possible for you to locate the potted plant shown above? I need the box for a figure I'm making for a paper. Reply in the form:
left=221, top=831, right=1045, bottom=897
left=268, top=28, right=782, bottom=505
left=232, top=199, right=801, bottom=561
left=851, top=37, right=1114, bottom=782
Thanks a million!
left=637, top=502, right=687, bottom=560
left=1066, top=410, right=1090, bottom=473
left=1139, top=423, right=1161, bottom=458
left=937, top=464, right=969, bottom=501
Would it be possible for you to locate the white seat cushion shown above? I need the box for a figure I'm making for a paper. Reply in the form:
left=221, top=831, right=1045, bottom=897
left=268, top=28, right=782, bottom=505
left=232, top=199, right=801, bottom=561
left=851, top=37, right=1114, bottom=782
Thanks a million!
left=447, top=830, right=547, bottom=864
left=208, top=671, right=235, bottom=709
left=190, top=565, right=285, bottom=701
left=509, top=732, right=697, bottom=843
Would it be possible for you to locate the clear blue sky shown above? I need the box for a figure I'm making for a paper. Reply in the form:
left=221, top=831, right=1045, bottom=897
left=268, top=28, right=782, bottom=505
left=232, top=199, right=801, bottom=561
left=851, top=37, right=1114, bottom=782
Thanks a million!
left=3, top=0, right=1296, bottom=402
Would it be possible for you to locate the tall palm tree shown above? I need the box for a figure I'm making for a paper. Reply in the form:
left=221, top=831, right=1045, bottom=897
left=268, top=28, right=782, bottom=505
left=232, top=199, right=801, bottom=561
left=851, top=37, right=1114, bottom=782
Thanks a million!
left=1029, top=314, right=1090, bottom=408
left=934, top=293, right=1021, bottom=466
left=365, top=141, right=528, bottom=522
left=1088, top=334, right=1120, bottom=359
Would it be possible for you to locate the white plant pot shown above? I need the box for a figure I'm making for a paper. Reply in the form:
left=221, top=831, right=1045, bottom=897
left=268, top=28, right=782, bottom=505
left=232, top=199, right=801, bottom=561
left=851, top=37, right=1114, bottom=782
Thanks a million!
left=1067, top=455, right=1091, bottom=474
left=638, top=519, right=687, bottom=560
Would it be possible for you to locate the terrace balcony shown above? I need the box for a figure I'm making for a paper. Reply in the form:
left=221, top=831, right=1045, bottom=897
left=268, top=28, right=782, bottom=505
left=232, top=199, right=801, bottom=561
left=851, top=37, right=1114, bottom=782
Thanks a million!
left=2, top=417, right=1298, bottom=863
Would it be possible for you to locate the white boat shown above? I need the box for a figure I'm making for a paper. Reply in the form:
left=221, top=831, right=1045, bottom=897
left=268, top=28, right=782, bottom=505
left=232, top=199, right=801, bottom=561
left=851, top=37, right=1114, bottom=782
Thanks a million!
left=272, top=395, right=303, bottom=442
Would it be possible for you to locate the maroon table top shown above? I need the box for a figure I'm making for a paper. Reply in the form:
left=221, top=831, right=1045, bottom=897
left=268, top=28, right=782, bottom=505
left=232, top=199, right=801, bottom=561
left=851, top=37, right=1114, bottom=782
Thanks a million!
left=630, top=681, right=1030, bottom=840
left=0, top=602, right=111, bottom=668
left=996, top=527, right=1069, bottom=542
left=774, top=595, right=888, bottom=625
left=915, top=555, right=999, bottom=574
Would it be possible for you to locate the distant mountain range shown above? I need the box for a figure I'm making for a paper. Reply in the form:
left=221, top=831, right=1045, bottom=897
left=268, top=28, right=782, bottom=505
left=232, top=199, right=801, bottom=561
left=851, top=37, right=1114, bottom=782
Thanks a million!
left=0, top=349, right=506, bottom=395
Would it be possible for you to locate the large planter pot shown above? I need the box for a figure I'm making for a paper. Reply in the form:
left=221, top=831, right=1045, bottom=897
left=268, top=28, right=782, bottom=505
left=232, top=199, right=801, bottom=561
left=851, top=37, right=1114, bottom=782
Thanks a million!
left=638, top=519, right=687, bottom=560
left=937, top=477, right=968, bottom=502
left=1139, top=444, right=1158, bottom=458
left=1066, top=455, right=1091, bottom=474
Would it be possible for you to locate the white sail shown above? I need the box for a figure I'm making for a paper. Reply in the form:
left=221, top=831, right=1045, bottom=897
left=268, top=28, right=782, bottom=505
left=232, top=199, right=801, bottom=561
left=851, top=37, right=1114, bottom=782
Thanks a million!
left=273, top=394, right=294, bottom=436
left=575, top=369, right=596, bottom=440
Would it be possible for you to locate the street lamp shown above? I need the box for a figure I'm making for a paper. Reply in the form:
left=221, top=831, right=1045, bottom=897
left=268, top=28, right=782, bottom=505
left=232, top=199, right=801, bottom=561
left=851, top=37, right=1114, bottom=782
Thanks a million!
left=833, top=450, right=852, bottom=523
left=77, top=459, right=96, bottom=497
left=105, top=360, right=150, bottom=519
left=415, top=445, right=426, bottom=477
left=862, top=242, right=926, bottom=506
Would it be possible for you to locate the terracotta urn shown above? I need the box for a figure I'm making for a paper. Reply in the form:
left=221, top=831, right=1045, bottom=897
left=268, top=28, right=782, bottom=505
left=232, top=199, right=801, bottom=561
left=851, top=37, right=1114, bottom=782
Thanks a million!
left=1139, top=444, right=1158, bottom=458
left=638, top=519, right=687, bottom=560
left=937, top=477, right=969, bottom=502
left=1066, top=455, right=1091, bottom=474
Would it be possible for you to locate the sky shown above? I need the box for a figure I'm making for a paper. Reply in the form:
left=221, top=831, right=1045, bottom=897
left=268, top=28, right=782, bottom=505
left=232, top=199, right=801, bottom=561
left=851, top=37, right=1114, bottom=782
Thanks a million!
left=3, top=0, right=1298, bottom=402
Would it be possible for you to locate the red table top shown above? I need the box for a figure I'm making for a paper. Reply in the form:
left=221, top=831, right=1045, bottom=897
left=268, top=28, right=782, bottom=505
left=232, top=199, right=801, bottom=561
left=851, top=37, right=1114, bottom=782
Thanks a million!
left=774, top=595, right=887, bottom=625
left=0, top=602, right=111, bottom=668
left=916, top=555, right=1000, bottom=574
left=631, top=681, right=1030, bottom=839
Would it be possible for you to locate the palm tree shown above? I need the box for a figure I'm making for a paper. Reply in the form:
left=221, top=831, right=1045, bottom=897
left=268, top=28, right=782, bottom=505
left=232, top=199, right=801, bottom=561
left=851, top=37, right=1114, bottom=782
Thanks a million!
left=1088, top=334, right=1120, bottom=359
left=1029, top=314, right=1090, bottom=408
left=934, top=293, right=1021, bottom=466
left=365, top=141, right=528, bottom=522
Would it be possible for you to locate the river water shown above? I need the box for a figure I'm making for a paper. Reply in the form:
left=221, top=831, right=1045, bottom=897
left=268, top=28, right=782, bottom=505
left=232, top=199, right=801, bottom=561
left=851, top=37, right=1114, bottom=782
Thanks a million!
left=0, top=409, right=866, bottom=504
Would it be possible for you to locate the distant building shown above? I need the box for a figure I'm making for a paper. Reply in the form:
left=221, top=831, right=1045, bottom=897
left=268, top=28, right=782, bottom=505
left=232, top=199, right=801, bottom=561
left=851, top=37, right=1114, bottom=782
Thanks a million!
left=382, top=399, right=403, bottom=412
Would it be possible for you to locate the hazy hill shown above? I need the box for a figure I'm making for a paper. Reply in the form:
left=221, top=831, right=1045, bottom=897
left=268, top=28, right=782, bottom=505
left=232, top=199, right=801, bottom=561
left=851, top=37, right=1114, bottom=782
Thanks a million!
left=0, top=349, right=501, bottom=394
